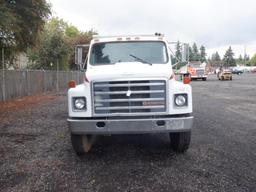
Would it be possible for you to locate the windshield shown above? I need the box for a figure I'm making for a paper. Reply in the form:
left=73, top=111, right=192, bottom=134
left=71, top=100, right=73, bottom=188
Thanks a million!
left=89, top=41, right=168, bottom=65
left=190, top=64, right=201, bottom=68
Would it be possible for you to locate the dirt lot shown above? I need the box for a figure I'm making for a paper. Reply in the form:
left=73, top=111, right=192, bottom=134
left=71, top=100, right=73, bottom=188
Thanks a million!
left=0, top=74, right=256, bottom=192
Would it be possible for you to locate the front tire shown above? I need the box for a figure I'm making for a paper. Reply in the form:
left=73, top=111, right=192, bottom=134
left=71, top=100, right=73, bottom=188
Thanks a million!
left=71, top=134, right=94, bottom=155
left=169, top=131, right=191, bottom=153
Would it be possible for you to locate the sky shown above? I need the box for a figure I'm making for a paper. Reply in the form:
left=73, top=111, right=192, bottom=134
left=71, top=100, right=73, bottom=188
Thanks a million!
left=49, top=0, right=256, bottom=59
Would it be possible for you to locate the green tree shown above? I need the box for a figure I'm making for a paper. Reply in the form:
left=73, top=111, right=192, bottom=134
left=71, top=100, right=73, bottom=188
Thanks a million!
left=244, top=54, right=250, bottom=64
left=199, top=45, right=206, bottom=62
left=28, top=17, right=97, bottom=70
left=237, top=54, right=243, bottom=64
left=174, top=41, right=182, bottom=63
left=247, top=53, right=256, bottom=66
left=28, top=18, right=73, bottom=70
left=69, top=30, right=97, bottom=69
left=192, top=43, right=200, bottom=61
left=223, top=46, right=236, bottom=67
left=209, top=51, right=222, bottom=67
left=188, top=46, right=194, bottom=61
left=211, top=51, right=221, bottom=61
left=0, top=0, right=51, bottom=53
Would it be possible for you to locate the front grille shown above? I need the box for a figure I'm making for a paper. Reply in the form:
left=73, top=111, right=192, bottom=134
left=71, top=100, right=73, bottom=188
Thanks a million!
left=92, top=80, right=167, bottom=116
left=196, top=69, right=204, bottom=76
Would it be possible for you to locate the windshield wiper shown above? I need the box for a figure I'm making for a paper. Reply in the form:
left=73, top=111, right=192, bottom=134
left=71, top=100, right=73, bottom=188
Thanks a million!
left=129, top=54, right=152, bottom=65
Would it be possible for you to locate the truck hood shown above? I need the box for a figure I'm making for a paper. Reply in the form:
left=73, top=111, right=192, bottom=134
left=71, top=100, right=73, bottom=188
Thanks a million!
left=86, top=62, right=172, bottom=81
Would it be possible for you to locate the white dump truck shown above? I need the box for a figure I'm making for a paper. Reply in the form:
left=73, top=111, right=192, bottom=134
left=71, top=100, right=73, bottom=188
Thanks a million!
left=67, top=34, right=193, bottom=155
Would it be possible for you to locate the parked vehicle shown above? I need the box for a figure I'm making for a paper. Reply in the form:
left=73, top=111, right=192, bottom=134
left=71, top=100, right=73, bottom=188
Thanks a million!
left=67, top=34, right=193, bottom=155
left=218, top=70, right=232, bottom=80
left=251, top=68, right=256, bottom=73
left=231, top=68, right=243, bottom=75
left=180, top=62, right=207, bottom=81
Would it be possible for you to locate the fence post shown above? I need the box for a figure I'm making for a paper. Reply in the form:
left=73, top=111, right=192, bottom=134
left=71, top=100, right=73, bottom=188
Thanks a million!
left=26, top=70, right=29, bottom=96
left=2, top=48, right=5, bottom=101
left=56, top=59, right=59, bottom=92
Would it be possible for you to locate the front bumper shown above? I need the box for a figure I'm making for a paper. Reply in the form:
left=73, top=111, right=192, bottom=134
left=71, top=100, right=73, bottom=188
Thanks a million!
left=191, top=75, right=207, bottom=79
left=68, top=115, right=193, bottom=134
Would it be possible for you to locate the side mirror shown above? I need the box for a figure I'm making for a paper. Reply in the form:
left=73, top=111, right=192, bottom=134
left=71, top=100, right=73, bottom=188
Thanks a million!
left=168, top=41, right=189, bottom=68
left=75, top=44, right=90, bottom=69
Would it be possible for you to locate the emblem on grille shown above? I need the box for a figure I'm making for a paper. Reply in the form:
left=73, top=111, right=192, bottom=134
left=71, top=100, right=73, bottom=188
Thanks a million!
left=126, top=89, right=132, bottom=97
left=143, top=101, right=165, bottom=106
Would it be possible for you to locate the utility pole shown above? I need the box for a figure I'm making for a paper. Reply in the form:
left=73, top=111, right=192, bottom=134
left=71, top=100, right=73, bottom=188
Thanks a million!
left=2, top=48, right=5, bottom=101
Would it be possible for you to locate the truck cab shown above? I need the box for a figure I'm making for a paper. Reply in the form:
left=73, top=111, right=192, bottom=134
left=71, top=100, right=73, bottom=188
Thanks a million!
left=68, top=34, right=193, bottom=155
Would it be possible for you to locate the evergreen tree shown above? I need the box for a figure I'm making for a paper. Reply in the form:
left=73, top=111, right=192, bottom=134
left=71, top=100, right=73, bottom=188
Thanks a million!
left=192, top=43, right=200, bottom=61
left=188, top=46, right=194, bottom=62
left=214, top=51, right=221, bottom=61
left=236, top=54, right=243, bottom=64
left=223, top=46, right=236, bottom=67
left=199, top=45, right=206, bottom=62
left=209, top=51, right=222, bottom=67
left=244, top=54, right=250, bottom=63
left=175, top=41, right=182, bottom=63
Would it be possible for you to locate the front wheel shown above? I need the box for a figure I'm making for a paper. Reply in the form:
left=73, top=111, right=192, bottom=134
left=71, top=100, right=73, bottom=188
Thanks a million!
left=71, top=134, right=95, bottom=155
left=169, top=131, right=191, bottom=153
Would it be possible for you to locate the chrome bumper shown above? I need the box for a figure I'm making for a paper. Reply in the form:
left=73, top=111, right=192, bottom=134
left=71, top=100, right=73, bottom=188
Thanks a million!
left=191, top=76, right=207, bottom=78
left=68, top=116, right=193, bottom=134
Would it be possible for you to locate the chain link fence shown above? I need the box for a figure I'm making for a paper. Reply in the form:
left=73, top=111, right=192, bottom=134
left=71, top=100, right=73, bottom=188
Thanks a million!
left=0, top=70, right=83, bottom=102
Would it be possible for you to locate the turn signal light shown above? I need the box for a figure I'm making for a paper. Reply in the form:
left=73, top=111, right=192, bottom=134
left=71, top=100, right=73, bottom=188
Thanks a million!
left=68, top=80, right=76, bottom=88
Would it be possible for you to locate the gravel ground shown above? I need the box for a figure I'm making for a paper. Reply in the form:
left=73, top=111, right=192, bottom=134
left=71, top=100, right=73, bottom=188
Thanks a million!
left=0, top=74, right=256, bottom=192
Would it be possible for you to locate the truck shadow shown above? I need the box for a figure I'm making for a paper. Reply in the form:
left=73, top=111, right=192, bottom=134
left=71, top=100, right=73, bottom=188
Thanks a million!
left=76, top=134, right=185, bottom=162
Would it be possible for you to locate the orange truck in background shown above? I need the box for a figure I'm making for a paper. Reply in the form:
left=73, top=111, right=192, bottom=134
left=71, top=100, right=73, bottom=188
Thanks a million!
left=179, top=62, right=208, bottom=81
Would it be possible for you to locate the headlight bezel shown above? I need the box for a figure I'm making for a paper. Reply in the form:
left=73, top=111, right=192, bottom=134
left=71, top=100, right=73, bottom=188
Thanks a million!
left=174, top=94, right=188, bottom=107
left=72, top=97, right=87, bottom=111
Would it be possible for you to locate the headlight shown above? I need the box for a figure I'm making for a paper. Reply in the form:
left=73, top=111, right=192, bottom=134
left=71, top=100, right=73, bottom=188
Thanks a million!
left=174, top=94, right=187, bottom=107
left=73, top=97, right=86, bottom=111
